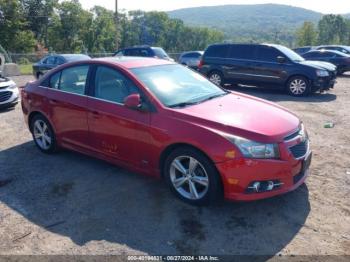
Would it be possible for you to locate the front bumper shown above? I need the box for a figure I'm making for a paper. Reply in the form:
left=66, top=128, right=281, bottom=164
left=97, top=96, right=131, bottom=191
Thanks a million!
left=216, top=151, right=312, bottom=201
left=312, top=75, right=336, bottom=91
left=0, top=87, right=19, bottom=108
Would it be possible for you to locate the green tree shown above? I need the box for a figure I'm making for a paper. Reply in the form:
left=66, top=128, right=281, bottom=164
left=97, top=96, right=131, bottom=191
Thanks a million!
left=296, top=21, right=317, bottom=46
left=0, top=0, right=36, bottom=52
left=20, top=0, right=58, bottom=46
left=318, top=15, right=348, bottom=44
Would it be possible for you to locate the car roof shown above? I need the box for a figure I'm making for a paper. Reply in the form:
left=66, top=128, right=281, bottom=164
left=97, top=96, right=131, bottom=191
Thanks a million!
left=317, top=45, right=350, bottom=49
left=94, top=56, right=174, bottom=69
left=306, top=50, right=348, bottom=56
left=181, top=51, right=204, bottom=54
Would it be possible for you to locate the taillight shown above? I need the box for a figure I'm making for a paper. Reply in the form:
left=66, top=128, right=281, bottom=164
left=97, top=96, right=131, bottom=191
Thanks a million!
left=198, top=59, right=204, bottom=69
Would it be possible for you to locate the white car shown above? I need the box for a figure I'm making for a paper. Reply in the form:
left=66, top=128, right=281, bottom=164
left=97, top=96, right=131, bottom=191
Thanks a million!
left=0, top=76, right=19, bottom=109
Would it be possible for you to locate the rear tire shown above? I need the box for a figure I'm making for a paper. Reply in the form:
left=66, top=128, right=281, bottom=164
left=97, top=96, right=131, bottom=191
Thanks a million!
left=286, top=76, right=311, bottom=96
left=164, top=147, right=223, bottom=206
left=30, top=114, right=58, bottom=154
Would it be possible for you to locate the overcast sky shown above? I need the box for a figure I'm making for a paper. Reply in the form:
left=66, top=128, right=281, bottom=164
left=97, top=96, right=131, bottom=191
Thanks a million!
left=79, top=0, right=350, bottom=14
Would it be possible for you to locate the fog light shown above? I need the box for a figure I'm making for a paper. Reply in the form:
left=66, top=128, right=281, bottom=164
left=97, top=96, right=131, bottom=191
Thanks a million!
left=246, top=180, right=283, bottom=193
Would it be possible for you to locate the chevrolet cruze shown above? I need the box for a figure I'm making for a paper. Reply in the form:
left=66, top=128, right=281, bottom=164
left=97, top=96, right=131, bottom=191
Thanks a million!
left=21, top=57, right=312, bottom=205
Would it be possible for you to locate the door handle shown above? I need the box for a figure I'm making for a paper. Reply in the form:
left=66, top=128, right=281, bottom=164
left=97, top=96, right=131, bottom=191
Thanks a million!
left=48, top=99, right=58, bottom=104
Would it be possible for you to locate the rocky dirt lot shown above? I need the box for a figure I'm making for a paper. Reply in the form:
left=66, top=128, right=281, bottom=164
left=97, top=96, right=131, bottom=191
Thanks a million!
left=0, top=75, right=349, bottom=259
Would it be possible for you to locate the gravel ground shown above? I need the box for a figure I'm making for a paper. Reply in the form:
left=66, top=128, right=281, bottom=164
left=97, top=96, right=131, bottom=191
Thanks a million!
left=0, top=75, right=349, bottom=258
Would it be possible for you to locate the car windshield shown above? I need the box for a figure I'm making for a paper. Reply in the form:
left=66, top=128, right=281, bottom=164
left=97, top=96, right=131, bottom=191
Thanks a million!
left=131, top=64, right=228, bottom=108
left=152, top=48, right=168, bottom=58
left=277, top=45, right=305, bottom=62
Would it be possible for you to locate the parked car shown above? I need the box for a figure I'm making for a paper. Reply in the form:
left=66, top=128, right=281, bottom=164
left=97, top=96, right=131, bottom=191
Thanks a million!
left=179, top=51, right=204, bottom=69
left=21, top=57, right=312, bottom=205
left=114, top=45, right=174, bottom=61
left=0, top=76, right=19, bottom=109
left=316, top=45, right=350, bottom=55
left=199, top=43, right=337, bottom=96
left=293, top=46, right=315, bottom=55
left=302, top=50, right=350, bottom=75
left=33, top=54, right=91, bottom=79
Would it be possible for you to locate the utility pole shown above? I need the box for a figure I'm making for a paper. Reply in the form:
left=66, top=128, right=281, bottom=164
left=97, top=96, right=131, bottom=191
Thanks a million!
left=115, top=0, right=119, bottom=51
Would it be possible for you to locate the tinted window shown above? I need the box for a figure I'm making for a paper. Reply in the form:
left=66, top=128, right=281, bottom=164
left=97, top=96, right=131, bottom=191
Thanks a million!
left=56, top=57, right=65, bottom=65
left=303, top=52, right=318, bottom=58
left=46, top=56, right=56, bottom=64
left=256, top=46, right=282, bottom=62
left=139, top=49, right=151, bottom=57
left=59, top=65, right=89, bottom=95
left=50, top=72, right=61, bottom=89
left=229, top=45, right=256, bottom=60
left=205, top=45, right=229, bottom=58
left=94, top=66, right=139, bottom=104
left=124, top=49, right=140, bottom=56
left=315, top=52, right=333, bottom=58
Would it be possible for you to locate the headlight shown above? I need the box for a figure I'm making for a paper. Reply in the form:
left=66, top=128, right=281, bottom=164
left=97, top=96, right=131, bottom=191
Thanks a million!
left=7, top=82, right=17, bottom=90
left=316, top=70, right=329, bottom=77
left=224, top=135, right=280, bottom=159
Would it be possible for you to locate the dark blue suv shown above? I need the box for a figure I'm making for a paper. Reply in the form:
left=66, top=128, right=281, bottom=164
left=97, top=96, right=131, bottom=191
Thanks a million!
left=114, top=46, right=174, bottom=61
left=199, top=44, right=337, bottom=96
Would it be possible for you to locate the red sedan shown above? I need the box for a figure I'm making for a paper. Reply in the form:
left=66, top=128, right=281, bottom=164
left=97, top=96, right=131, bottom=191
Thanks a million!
left=21, top=57, right=312, bottom=205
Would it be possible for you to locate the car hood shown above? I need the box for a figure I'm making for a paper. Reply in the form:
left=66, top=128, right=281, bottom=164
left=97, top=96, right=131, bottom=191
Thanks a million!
left=0, top=78, right=15, bottom=88
left=299, top=60, right=336, bottom=71
left=173, top=92, right=300, bottom=143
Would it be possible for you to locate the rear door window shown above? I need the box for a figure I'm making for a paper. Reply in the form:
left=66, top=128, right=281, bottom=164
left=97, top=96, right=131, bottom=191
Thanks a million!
left=228, top=45, right=256, bottom=60
left=58, top=65, right=89, bottom=95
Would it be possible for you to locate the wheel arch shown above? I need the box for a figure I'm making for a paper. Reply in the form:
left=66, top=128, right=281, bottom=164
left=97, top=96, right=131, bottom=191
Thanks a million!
left=159, top=143, right=216, bottom=178
left=285, top=74, right=311, bottom=88
left=28, top=111, right=55, bottom=133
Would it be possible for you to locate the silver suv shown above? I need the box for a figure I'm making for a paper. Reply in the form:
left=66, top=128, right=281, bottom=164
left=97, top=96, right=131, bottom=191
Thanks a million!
left=0, top=76, right=19, bottom=109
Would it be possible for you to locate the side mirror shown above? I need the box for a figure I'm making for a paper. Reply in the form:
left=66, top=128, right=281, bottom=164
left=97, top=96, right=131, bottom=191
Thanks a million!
left=124, top=93, right=142, bottom=110
left=277, top=56, right=286, bottom=64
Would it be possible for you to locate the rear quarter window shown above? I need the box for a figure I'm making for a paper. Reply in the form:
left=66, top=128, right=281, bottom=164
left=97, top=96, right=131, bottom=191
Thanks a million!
left=229, top=45, right=256, bottom=60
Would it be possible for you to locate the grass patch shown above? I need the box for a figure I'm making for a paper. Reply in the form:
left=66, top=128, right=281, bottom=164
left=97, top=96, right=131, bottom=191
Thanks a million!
left=19, top=64, right=33, bottom=75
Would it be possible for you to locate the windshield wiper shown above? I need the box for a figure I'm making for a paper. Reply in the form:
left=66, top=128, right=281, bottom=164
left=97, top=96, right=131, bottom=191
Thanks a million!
left=168, top=101, right=200, bottom=108
left=169, top=92, right=228, bottom=108
left=198, top=92, right=228, bottom=103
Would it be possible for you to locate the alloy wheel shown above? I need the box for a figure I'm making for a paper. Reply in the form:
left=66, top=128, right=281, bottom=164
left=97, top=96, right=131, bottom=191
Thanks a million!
left=289, top=79, right=307, bottom=95
left=209, top=73, right=222, bottom=86
left=33, top=119, right=52, bottom=150
left=170, top=156, right=209, bottom=200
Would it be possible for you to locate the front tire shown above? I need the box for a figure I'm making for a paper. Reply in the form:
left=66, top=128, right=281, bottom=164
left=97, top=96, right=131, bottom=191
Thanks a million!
left=287, top=76, right=311, bottom=96
left=30, top=114, right=57, bottom=154
left=208, top=70, right=224, bottom=86
left=164, top=147, right=222, bottom=206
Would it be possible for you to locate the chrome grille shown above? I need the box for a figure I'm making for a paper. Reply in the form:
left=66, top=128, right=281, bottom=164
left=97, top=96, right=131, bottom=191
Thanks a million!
left=0, top=91, right=12, bottom=102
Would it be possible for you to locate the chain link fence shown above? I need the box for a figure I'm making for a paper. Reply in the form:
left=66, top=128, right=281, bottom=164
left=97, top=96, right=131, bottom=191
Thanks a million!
left=7, top=52, right=183, bottom=65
